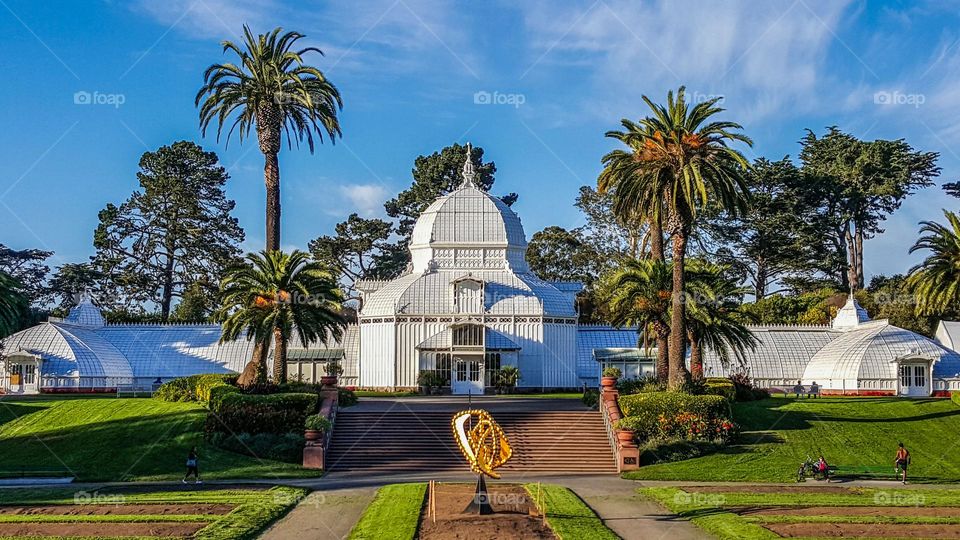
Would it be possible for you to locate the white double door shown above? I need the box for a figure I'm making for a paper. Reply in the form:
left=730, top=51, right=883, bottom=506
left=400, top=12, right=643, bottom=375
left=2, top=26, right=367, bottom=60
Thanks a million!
left=899, top=363, right=929, bottom=397
left=451, top=355, right=484, bottom=395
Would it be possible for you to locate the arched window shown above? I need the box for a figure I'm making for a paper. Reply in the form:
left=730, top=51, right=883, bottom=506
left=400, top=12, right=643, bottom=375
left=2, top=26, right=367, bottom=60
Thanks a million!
left=452, top=324, right=483, bottom=347
left=454, top=279, right=483, bottom=314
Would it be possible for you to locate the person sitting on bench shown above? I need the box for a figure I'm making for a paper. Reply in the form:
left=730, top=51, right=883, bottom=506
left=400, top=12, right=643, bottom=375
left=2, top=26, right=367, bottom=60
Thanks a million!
left=793, top=380, right=804, bottom=397
left=809, top=382, right=820, bottom=398
left=816, top=455, right=830, bottom=480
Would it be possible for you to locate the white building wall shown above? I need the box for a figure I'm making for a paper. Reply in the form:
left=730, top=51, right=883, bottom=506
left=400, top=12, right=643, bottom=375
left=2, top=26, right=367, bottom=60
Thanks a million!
left=542, top=323, right=579, bottom=388
left=359, top=322, right=396, bottom=388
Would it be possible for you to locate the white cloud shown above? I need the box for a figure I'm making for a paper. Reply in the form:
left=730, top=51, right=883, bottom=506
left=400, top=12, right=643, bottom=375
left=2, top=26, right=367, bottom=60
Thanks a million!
left=339, top=183, right=390, bottom=217
left=516, top=0, right=855, bottom=124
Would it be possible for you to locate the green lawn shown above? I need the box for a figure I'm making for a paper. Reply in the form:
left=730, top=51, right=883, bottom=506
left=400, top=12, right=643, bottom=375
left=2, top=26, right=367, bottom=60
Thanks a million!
left=0, top=485, right=304, bottom=540
left=348, top=483, right=426, bottom=540
left=642, top=486, right=960, bottom=540
left=0, top=396, right=319, bottom=481
left=524, top=483, right=619, bottom=539
left=348, top=483, right=616, bottom=539
left=624, top=397, right=960, bottom=482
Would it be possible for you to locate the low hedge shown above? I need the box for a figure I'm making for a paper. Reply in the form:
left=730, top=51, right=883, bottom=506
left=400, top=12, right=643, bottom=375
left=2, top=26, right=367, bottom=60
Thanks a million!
left=155, top=373, right=237, bottom=403
left=953, top=391, right=960, bottom=407
left=703, top=378, right=736, bottom=402
left=616, top=392, right=732, bottom=440
left=207, top=392, right=318, bottom=435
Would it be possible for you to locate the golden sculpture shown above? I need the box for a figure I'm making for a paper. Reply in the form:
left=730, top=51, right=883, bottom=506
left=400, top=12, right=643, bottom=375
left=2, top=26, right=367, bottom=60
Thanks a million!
left=451, top=409, right=513, bottom=479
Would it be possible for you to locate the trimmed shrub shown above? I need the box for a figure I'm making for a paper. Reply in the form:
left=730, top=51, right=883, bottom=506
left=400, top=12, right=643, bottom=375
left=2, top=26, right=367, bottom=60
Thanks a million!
left=338, top=388, right=358, bottom=407
left=154, top=374, right=237, bottom=403
left=952, top=391, right=960, bottom=407
left=582, top=389, right=599, bottom=408
left=207, top=392, right=318, bottom=435
left=703, top=378, right=736, bottom=402
left=617, top=375, right=664, bottom=395
left=305, top=414, right=332, bottom=432
left=208, top=432, right=305, bottom=463
left=616, top=392, right=732, bottom=440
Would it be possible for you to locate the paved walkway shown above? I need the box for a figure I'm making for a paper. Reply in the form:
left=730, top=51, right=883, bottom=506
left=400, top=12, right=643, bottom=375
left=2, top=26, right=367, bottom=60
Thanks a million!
left=259, top=472, right=707, bottom=540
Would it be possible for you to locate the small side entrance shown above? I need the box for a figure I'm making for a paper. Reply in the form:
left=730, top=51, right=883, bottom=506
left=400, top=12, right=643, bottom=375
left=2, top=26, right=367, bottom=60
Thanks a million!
left=898, top=362, right=929, bottom=397
left=451, top=355, right=484, bottom=395
left=4, top=354, right=40, bottom=395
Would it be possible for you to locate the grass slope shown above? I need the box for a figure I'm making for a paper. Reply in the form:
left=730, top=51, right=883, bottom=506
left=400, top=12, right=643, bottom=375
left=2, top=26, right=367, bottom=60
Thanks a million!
left=625, top=397, right=960, bottom=482
left=0, top=396, right=317, bottom=481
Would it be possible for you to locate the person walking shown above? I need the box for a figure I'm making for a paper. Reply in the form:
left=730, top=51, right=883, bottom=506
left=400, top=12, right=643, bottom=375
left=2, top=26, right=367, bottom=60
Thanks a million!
left=183, top=447, right=202, bottom=484
left=894, top=442, right=910, bottom=484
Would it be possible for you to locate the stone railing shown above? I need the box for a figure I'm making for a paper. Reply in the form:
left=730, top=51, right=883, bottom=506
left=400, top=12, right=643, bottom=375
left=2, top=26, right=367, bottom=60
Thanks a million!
left=600, top=381, right=639, bottom=472
left=302, top=381, right=340, bottom=470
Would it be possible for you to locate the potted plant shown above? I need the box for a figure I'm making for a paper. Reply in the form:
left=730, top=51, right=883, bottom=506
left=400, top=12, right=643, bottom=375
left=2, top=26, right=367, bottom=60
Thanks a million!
left=304, top=414, right=332, bottom=442
left=601, top=366, right=621, bottom=390
left=496, top=366, right=521, bottom=394
left=321, top=361, right=343, bottom=387
left=616, top=427, right=636, bottom=443
left=417, top=371, right=435, bottom=395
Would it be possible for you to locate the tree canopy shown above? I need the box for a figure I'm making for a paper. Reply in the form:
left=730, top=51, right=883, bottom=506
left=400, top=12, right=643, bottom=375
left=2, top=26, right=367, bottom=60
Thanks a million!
left=93, top=141, right=244, bottom=321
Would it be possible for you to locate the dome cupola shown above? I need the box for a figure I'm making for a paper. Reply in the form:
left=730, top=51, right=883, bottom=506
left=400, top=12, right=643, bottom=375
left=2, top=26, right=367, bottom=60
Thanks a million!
left=408, top=143, right=528, bottom=273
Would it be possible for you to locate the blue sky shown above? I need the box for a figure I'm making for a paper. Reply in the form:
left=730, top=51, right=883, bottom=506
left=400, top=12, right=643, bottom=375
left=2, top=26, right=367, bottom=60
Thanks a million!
left=1, top=0, right=959, bottom=284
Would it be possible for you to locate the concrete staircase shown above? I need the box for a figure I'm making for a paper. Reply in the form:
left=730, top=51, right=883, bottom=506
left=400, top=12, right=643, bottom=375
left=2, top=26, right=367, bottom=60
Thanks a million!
left=325, top=405, right=617, bottom=474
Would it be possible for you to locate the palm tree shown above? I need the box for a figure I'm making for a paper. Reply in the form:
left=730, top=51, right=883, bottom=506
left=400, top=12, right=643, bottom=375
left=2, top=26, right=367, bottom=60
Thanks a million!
left=0, top=271, right=26, bottom=338
left=604, top=259, right=672, bottom=381
left=608, top=87, right=751, bottom=389
left=218, top=250, right=346, bottom=385
left=599, top=121, right=671, bottom=373
left=599, top=120, right=668, bottom=261
left=907, top=210, right=960, bottom=315
left=684, top=261, right=757, bottom=379
left=196, top=25, right=342, bottom=252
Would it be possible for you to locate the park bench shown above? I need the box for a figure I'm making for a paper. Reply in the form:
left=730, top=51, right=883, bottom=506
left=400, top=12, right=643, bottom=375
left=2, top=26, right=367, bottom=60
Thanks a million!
left=778, top=385, right=821, bottom=398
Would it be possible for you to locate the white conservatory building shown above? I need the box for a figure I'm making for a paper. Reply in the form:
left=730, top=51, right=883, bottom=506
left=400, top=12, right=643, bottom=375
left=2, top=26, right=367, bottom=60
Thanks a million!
left=702, top=295, right=960, bottom=397
left=1, top=148, right=640, bottom=395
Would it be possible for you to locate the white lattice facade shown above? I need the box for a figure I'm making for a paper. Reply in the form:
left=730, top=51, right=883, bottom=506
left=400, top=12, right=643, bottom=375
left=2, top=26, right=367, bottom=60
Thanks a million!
left=702, top=295, right=960, bottom=397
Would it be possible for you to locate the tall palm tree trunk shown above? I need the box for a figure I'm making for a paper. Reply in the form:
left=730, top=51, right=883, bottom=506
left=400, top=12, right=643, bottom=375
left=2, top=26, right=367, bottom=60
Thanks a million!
left=688, top=331, right=703, bottom=379
left=237, top=343, right=269, bottom=387
left=650, top=213, right=669, bottom=382
left=264, top=152, right=281, bottom=252
left=668, top=222, right=691, bottom=390
left=257, top=104, right=283, bottom=252
left=651, top=322, right=669, bottom=382
left=273, top=327, right=288, bottom=383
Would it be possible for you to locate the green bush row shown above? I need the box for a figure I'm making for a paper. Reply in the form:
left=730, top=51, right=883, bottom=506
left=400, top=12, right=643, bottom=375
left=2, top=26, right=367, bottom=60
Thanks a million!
left=154, top=373, right=237, bottom=403
left=703, top=378, right=736, bottom=401
left=207, top=392, right=318, bottom=435
left=952, top=391, right=960, bottom=407
left=616, top=392, right=731, bottom=439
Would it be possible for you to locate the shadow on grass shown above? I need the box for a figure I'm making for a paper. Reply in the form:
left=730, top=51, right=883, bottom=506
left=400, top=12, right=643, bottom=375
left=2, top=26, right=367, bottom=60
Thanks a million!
left=0, top=407, right=299, bottom=482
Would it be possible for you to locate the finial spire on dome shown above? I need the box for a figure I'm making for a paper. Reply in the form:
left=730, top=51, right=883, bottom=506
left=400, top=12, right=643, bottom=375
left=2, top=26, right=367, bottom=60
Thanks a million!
left=460, top=142, right=477, bottom=188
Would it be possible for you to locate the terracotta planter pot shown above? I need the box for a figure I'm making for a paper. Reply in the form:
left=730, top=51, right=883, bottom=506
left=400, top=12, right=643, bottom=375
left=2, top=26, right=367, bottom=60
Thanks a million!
left=320, top=375, right=337, bottom=387
left=600, top=376, right=618, bottom=390
left=616, top=429, right=636, bottom=443
left=304, top=429, right=322, bottom=442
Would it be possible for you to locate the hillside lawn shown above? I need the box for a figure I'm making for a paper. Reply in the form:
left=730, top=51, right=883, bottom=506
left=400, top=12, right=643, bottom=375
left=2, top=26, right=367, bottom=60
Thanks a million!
left=624, top=397, right=960, bottom=483
left=0, top=396, right=320, bottom=482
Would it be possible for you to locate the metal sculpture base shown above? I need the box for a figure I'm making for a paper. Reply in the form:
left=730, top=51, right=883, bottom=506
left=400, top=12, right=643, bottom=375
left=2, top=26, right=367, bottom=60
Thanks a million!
left=463, top=475, right=493, bottom=515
